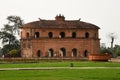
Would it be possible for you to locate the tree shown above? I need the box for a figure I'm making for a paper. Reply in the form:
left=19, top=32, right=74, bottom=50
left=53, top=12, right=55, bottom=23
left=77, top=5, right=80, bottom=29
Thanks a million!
left=3, top=16, right=23, bottom=35
left=0, top=31, right=16, bottom=45
left=100, top=44, right=120, bottom=57
left=0, top=15, right=23, bottom=56
left=108, top=33, right=116, bottom=49
left=0, top=47, right=2, bottom=57
left=108, top=33, right=117, bottom=57
left=114, top=45, right=120, bottom=56
left=100, top=45, right=112, bottom=54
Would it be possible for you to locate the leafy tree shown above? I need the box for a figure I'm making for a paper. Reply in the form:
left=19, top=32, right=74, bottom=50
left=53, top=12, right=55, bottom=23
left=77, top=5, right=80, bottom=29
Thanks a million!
left=100, top=44, right=120, bottom=57
left=3, top=16, right=23, bottom=35
left=0, top=47, right=2, bottom=57
left=0, top=15, right=23, bottom=56
left=116, top=49, right=120, bottom=56
left=114, top=45, right=120, bottom=56
left=0, top=31, right=16, bottom=45
left=100, top=46, right=112, bottom=54
left=2, top=41, right=20, bottom=55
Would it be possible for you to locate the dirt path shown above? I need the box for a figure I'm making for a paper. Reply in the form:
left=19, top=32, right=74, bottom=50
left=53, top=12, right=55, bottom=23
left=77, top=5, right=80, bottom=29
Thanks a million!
left=0, top=67, right=120, bottom=71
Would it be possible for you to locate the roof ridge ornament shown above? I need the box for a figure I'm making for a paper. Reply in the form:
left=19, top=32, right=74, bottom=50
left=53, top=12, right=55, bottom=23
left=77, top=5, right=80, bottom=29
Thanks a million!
left=38, top=18, right=42, bottom=21
left=55, top=14, right=65, bottom=21
left=79, top=18, right=81, bottom=21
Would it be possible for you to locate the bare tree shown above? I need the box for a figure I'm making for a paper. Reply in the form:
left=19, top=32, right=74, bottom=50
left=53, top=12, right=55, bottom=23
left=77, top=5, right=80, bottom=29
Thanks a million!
left=108, top=33, right=117, bottom=57
left=108, top=33, right=116, bottom=48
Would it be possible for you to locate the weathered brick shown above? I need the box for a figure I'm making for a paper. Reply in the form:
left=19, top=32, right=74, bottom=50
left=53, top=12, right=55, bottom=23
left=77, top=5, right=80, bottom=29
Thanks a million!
left=20, top=15, right=100, bottom=58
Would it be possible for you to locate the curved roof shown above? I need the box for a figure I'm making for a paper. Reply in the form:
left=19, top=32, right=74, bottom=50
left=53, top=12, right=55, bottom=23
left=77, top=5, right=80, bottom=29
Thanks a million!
left=21, top=17, right=100, bottom=29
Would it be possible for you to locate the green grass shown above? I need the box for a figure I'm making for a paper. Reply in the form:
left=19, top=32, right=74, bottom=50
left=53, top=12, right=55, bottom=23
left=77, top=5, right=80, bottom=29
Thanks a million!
left=0, top=61, right=120, bottom=80
left=0, top=69, right=120, bottom=80
left=0, top=61, right=120, bottom=68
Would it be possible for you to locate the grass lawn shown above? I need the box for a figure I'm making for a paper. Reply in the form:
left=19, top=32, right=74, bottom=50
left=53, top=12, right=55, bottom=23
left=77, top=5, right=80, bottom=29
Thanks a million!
left=0, top=61, right=120, bottom=68
left=0, top=61, right=120, bottom=80
left=0, top=69, right=120, bottom=80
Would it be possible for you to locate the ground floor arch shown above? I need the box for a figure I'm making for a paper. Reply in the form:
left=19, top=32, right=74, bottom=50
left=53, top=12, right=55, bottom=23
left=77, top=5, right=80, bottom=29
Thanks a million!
left=37, top=50, right=41, bottom=57
left=48, top=49, right=54, bottom=57
left=59, top=48, right=66, bottom=57
left=84, top=50, right=88, bottom=57
left=36, top=48, right=90, bottom=58
left=72, top=48, right=77, bottom=57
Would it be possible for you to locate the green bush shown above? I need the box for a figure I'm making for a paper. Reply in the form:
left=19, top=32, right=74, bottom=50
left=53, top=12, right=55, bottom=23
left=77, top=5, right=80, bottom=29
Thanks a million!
left=116, top=50, right=120, bottom=56
left=9, top=49, right=20, bottom=57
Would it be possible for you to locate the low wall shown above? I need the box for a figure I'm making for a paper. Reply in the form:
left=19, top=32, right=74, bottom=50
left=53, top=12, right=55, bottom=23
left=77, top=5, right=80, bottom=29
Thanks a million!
left=88, top=54, right=111, bottom=61
left=0, top=57, right=88, bottom=63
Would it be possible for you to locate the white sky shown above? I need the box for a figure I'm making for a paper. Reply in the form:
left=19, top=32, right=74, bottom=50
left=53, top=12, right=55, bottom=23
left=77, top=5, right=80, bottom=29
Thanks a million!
left=0, top=0, right=120, bottom=47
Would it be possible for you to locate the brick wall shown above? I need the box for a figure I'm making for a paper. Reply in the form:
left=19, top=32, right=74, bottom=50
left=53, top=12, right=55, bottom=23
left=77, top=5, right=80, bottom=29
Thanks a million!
left=21, top=28, right=100, bottom=58
left=88, top=54, right=111, bottom=61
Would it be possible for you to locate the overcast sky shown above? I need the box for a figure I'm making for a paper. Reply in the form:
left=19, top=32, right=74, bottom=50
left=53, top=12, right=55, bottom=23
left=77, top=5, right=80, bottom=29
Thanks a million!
left=0, top=0, right=120, bottom=47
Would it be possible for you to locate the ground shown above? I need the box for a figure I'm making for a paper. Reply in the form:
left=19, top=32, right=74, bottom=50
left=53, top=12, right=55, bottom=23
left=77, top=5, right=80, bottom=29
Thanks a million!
left=0, top=61, right=120, bottom=80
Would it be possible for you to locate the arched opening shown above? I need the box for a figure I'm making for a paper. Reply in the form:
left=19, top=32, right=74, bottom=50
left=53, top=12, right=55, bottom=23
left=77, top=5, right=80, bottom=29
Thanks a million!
left=85, top=32, right=89, bottom=38
left=72, top=32, right=76, bottom=38
left=48, top=49, right=54, bottom=57
left=35, top=32, right=39, bottom=38
left=37, top=50, right=41, bottom=57
left=84, top=50, right=88, bottom=57
left=60, top=48, right=66, bottom=57
left=72, top=48, right=77, bottom=57
left=48, top=32, right=53, bottom=38
left=26, top=32, right=29, bottom=38
left=59, top=32, right=65, bottom=38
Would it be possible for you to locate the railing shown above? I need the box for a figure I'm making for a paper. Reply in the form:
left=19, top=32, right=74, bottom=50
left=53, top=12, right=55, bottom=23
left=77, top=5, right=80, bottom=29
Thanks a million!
left=88, top=54, right=111, bottom=61
left=21, top=37, right=99, bottom=40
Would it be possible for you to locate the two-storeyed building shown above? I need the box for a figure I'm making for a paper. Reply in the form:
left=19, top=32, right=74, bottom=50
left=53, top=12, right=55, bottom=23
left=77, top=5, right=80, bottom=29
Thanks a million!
left=20, top=15, right=100, bottom=58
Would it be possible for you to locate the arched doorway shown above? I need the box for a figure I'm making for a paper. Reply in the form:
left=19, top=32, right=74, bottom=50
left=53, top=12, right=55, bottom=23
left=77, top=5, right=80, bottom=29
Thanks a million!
left=72, top=48, right=77, bottom=57
left=48, top=32, right=53, bottom=38
left=85, top=32, right=89, bottom=38
left=26, top=32, right=29, bottom=38
left=72, top=32, right=76, bottom=38
left=37, top=50, right=41, bottom=57
left=84, top=50, right=88, bottom=57
left=48, top=49, right=54, bottom=57
left=59, top=32, right=65, bottom=38
left=60, top=48, right=66, bottom=57
left=35, top=32, right=39, bottom=38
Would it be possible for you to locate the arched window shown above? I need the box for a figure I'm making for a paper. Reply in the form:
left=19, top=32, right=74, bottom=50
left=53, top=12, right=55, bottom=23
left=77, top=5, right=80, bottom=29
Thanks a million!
left=35, top=32, right=39, bottom=38
left=48, top=49, right=54, bottom=57
left=72, top=48, right=77, bottom=57
left=59, top=32, right=65, bottom=38
left=26, top=32, right=29, bottom=38
left=48, top=32, right=53, bottom=38
left=72, top=32, right=76, bottom=38
left=85, top=32, right=89, bottom=38
left=60, top=48, right=66, bottom=57
left=84, top=50, right=88, bottom=57
left=37, top=50, right=41, bottom=57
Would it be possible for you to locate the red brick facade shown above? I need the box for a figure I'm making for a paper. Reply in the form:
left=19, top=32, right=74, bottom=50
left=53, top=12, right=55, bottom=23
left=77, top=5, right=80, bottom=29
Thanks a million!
left=20, top=15, right=100, bottom=58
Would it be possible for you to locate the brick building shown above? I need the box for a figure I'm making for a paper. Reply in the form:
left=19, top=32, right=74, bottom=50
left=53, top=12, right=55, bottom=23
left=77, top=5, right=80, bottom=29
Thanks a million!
left=20, top=15, right=100, bottom=58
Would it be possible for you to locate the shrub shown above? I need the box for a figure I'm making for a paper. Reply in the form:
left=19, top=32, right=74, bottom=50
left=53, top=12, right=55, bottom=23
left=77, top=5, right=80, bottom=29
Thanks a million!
left=9, top=49, right=20, bottom=57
